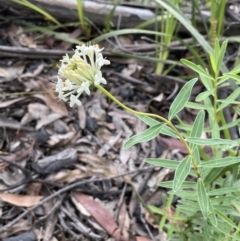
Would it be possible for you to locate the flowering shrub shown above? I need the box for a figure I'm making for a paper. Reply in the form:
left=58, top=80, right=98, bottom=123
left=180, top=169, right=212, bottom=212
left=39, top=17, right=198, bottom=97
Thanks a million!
left=55, top=40, right=240, bottom=241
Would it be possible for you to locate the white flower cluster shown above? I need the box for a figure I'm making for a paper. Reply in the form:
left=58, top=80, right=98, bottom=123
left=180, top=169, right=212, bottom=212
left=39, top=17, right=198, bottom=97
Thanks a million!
left=56, top=44, right=110, bottom=107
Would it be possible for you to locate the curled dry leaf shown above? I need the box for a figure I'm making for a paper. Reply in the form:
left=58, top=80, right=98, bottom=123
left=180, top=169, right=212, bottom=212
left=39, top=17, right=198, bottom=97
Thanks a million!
left=0, top=193, right=43, bottom=207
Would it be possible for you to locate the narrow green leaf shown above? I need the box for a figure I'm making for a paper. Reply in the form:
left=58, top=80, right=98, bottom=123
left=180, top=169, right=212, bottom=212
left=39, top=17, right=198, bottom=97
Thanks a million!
left=160, top=125, right=179, bottom=138
left=12, top=0, right=61, bottom=26
left=195, top=90, right=214, bottom=102
left=200, top=73, right=213, bottom=91
left=223, top=174, right=234, bottom=188
left=123, top=124, right=164, bottom=149
left=219, top=119, right=240, bottom=130
left=215, top=209, right=238, bottom=229
left=181, top=59, right=214, bottom=80
left=185, top=101, right=211, bottom=110
left=197, top=178, right=211, bottom=219
left=217, top=40, right=228, bottom=72
left=136, top=114, right=159, bottom=127
left=208, top=187, right=238, bottom=196
left=213, top=39, right=220, bottom=66
left=176, top=123, right=194, bottom=132
left=149, top=205, right=166, bottom=216
left=190, top=110, right=205, bottom=139
left=151, top=0, right=238, bottom=94
left=228, top=63, right=240, bottom=74
left=186, top=137, right=237, bottom=146
left=169, top=190, right=197, bottom=199
left=159, top=181, right=196, bottom=189
left=173, top=156, right=191, bottom=192
left=208, top=212, right=218, bottom=227
left=177, top=206, right=198, bottom=216
left=168, top=78, right=198, bottom=120
left=212, top=122, right=220, bottom=139
left=217, top=75, right=229, bottom=86
left=210, top=52, right=217, bottom=75
left=211, top=196, right=236, bottom=204
left=204, top=97, right=214, bottom=129
left=93, top=28, right=170, bottom=43
left=203, top=221, right=214, bottom=241
left=200, top=157, right=240, bottom=168
left=217, top=87, right=240, bottom=111
left=234, top=107, right=240, bottom=116
left=192, top=145, right=201, bottom=165
left=145, top=158, right=179, bottom=169
left=223, top=73, right=240, bottom=82
left=190, top=111, right=205, bottom=165
left=204, top=167, right=225, bottom=186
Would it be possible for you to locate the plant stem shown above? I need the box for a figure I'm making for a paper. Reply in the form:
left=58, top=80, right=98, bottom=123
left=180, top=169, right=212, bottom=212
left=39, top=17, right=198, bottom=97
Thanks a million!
left=213, top=73, right=218, bottom=122
left=97, top=85, right=201, bottom=177
left=159, top=193, right=174, bottom=230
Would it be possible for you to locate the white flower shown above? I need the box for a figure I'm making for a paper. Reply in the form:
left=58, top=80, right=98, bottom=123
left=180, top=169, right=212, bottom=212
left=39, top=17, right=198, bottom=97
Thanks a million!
left=77, top=81, right=91, bottom=95
left=94, top=71, right=107, bottom=85
left=55, top=44, right=110, bottom=107
left=70, top=94, right=82, bottom=107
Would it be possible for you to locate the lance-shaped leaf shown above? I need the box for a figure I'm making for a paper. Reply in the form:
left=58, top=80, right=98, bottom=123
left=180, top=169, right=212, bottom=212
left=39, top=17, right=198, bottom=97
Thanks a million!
left=200, top=157, right=240, bottom=168
left=197, top=178, right=214, bottom=219
left=190, top=110, right=205, bottom=139
left=136, top=114, right=159, bottom=127
left=145, top=158, right=179, bottom=169
left=185, top=137, right=237, bottom=146
left=173, top=156, right=191, bottom=192
left=123, top=124, right=164, bottom=149
left=168, top=78, right=198, bottom=120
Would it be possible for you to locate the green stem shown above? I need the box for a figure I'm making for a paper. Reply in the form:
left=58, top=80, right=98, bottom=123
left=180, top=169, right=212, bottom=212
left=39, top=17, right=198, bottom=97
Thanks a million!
left=96, top=85, right=200, bottom=177
left=159, top=193, right=174, bottom=230
left=128, top=180, right=160, bottom=228
left=213, top=76, right=218, bottom=121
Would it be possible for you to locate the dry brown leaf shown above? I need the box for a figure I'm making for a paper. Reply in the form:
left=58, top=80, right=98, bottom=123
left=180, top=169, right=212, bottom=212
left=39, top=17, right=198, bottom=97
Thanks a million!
left=118, top=202, right=130, bottom=241
left=72, top=192, right=121, bottom=240
left=36, top=113, right=62, bottom=130
left=78, top=153, right=118, bottom=177
left=0, top=63, right=25, bottom=82
left=26, top=183, right=42, bottom=196
left=0, top=193, right=43, bottom=207
left=46, top=169, right=89, bottom=183
left=0, top=97, right=26, bottom=108
left=78, top=105, right=86, bottom=129
left=157, top=136, right=188, bottom=154
left=0, top=143, right=34, bottom=170
left=45, top=92, right=68, bottom=116
left=136, top=237, right=152, bottom=241
left=98, top=131, right=122, bottom=157
left=37, top=80, right=68, bottom=116
left=88, top=101, right=106, bottom=121
left=0, top=219, right=31, bottom=239
left=19, top=34, right=37, bottom=48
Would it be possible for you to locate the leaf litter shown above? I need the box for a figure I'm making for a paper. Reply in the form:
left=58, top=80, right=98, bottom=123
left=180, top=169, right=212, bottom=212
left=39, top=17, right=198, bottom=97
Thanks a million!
left=0, top=6, right=204, bottom=241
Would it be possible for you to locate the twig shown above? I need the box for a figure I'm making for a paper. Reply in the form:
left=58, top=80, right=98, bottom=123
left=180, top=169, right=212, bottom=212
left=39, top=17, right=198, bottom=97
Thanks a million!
left=0, top=166, right=154, bottom=233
